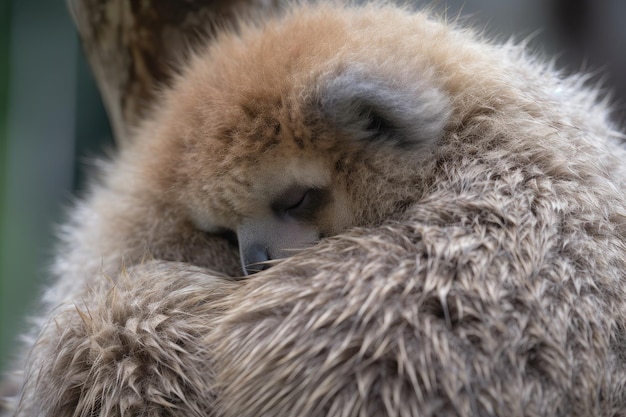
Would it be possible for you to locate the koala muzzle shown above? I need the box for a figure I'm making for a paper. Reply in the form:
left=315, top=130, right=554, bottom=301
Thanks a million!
left=237, top=217, right=319, bottom=275
left=240, top=243, right=271, bottom=275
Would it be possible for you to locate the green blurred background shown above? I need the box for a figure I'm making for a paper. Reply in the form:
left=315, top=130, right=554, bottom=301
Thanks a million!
left=0, top=0, right=112, bottom=374
left=0, top=0, right=624, bottom=376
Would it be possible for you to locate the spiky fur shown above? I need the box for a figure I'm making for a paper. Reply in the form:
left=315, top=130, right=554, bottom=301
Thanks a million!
left=3, top=2, right=626, bottom=416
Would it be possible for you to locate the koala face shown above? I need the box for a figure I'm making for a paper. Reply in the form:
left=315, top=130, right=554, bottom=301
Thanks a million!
left=140, top=6, right=450, bottom=275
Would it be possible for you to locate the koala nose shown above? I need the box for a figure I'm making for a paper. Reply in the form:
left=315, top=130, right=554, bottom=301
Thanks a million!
left=240, top=243, right=271, bottom=275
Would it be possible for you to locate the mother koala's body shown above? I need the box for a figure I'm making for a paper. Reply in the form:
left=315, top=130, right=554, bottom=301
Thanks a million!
left=3, top=2, right=626, bottom=416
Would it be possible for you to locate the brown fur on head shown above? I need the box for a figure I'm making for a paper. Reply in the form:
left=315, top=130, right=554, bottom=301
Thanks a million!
left=4, top=2, right=626, bottom=416
left=123, top=4, right=453, bottom=274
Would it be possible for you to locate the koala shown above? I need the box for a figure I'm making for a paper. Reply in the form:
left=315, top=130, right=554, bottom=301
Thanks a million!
left=3, top=2, right=626, bottom=416
left=49, top=3, right=451, bottom=278
left=153, top=54, right=449, bottom=275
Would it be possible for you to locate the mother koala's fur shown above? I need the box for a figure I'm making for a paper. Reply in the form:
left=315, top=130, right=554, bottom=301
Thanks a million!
left=3, top=2, right=626, bottom=416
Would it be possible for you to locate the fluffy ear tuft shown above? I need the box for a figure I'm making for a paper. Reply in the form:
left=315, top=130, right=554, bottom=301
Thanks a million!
left=317, top=67, right=450, bottom=149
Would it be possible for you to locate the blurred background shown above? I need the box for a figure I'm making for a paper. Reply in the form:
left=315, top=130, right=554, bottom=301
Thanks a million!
left=0, top=0, right=625, bottom=376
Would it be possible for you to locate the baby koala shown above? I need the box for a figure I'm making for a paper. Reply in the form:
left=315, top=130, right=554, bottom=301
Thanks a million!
left=117, top=4, right=450, bottom=275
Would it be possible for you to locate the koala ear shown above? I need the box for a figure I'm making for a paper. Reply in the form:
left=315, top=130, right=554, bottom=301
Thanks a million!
left=317, top=67, right=449, bottom=149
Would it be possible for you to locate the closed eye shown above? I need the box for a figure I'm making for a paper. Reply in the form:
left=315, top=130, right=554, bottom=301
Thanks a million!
left=272, top=187, right=328, bottom=220
left=285, top=189, right=310, bottom=212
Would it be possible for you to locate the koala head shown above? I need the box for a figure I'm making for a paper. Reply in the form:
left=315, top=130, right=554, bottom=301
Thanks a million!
left=137, top=5, right=451, bottom=274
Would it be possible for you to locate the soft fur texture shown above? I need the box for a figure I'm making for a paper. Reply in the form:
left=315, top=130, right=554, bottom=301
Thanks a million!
left=3, top=2, right=626, bottom=416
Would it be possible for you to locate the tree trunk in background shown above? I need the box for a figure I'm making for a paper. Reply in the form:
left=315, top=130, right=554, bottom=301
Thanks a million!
left=67, top=0, right=282, bottom=144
